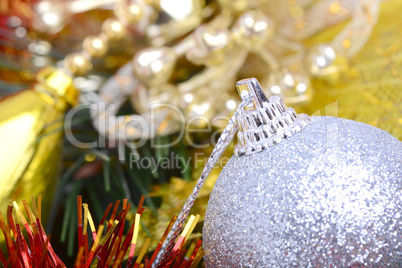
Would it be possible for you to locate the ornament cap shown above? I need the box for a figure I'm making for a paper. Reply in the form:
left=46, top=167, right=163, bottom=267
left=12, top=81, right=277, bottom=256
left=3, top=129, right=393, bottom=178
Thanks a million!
left=234, top=78, right=310, bottom=156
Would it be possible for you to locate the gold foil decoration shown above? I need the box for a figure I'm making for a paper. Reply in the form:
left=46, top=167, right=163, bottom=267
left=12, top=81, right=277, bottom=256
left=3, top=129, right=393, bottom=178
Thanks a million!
left=0, top=67, right=78, bottom=222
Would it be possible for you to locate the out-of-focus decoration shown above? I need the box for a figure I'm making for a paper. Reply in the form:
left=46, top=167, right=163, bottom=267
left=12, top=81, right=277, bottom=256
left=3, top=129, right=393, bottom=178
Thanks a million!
left=33, top=0, right=120, bottom=34
left=0, top=195, right=205, bottom=267
left=0, top=67, right=78, bottom=224
left=86, top=0, right=382, bottom=141
left=159, top=78, right=402, bottom=266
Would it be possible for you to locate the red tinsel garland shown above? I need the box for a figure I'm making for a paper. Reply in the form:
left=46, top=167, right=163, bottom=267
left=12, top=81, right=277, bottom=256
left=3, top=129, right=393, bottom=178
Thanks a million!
left=0, top=195, right=203, bottom=268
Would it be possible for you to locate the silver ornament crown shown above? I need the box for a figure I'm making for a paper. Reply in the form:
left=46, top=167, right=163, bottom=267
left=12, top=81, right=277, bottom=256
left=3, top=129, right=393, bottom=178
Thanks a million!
left=235, top=78, right=311, bottom=156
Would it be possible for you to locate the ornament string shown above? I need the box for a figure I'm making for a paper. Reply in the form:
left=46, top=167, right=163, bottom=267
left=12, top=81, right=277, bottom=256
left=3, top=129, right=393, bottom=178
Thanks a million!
left=154, top=96, right=252, bottom=266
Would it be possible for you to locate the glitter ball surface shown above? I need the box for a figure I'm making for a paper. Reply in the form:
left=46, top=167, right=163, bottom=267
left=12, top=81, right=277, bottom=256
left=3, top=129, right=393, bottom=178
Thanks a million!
left=203, top=116, right=402, bottom=267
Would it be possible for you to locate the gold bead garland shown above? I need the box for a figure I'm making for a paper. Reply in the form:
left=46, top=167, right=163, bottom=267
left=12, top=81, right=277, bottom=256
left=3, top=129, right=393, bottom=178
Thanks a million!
left=83, top=35, right=109, bottom=58
left=28, top=0, right=382, bottom=141
left=62, top=0, right=149, bottom=76
left=102, top=18, right=127, bottom=40
left=64, top=52, right=92, bottom=76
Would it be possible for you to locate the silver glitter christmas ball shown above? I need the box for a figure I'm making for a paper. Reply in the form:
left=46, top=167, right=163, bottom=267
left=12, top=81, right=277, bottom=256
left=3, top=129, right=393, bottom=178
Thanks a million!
left=203, top=116, right=402, bottom=267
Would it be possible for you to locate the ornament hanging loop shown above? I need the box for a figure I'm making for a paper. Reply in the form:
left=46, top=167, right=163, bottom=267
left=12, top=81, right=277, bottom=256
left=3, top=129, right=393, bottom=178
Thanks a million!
left=234, top=78, right=311, bottom=156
